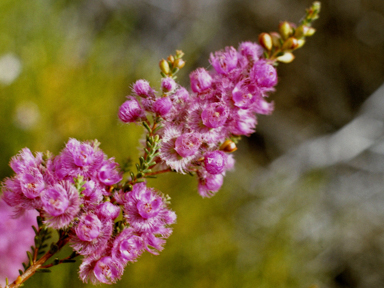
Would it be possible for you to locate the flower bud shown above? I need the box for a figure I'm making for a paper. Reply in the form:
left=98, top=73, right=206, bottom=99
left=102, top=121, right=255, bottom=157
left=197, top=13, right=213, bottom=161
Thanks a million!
left=305, top=27, right=316, bottom=37
left=270, top=32, right=282, bottom=48
left=204, top=151, right=227, bottom=175
left=276, top=52, right=295, bottom=63
left=294, top=25, right=305, bottom=38
left=118, top=98, right=144, bottom=123
left=159, top=59, right=170, bottom=75
left=175, top=50, right=184, bottom=58
left=161, top=77, right=177, bottom=92
left=174, top=58, right=185, bottom=69
left=153, top=97, right=172, bottom=117
left=258, top=33, right=273, bottom=51
left=297, top=39, right=306, bottom=49
left=279, top=21, right=293, bottom=40
left=220, top=139, right=237, bottom=153
left=282, top=37, right=299, bottom=50
left=167, top=55, right=175, bottom=63
left=133, top=80, right=154, bottom=98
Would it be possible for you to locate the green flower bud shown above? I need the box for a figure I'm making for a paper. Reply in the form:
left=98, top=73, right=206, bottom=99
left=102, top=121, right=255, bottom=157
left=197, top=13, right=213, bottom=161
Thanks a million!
left=279, top=21, right=293, bottom=40
left=159, top=59, right=170, bottom=75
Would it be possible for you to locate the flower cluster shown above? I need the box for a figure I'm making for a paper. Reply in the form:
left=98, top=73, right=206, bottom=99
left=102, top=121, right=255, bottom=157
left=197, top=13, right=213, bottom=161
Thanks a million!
left=119, top=42, right=277, bottom=197
left=1, top=139, right=176, bottom=284
left=1, top=3, right=321, bottom=286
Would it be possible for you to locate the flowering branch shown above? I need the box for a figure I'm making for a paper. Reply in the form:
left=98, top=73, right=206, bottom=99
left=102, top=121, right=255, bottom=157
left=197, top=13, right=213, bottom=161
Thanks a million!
left=1, top=2, right=320, bottom=287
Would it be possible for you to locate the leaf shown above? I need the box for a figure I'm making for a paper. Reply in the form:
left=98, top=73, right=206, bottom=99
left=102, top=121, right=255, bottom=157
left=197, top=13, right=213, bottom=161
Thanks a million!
left=36, top=269, right=51, bottom=273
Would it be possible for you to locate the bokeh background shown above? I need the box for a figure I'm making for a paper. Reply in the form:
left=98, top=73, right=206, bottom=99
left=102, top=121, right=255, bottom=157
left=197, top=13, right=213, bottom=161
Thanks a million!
left=1, top=0, right=384, bottom=287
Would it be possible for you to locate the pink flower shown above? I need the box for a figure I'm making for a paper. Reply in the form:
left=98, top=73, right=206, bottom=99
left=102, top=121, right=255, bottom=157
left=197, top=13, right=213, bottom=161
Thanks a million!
left=42, top=181, right=81, bottom=229
left=197, top=170, right=224, bottom=198
left=79, top=255, right=123, bottom=285
left=190, top=68, right=213, bottom=93
left=55, top=139, right=104, bottom=180
left=161, top=77, right=177, bottom=93
left=174, top=133, right=202, bottom=158
left=9, top=148, right=42, bottom=174
left=132, top=79, right=155, bottom=98
left=96, top=202, right=120, bottom=220
left=204, top=151, right=227, bottom=175
left=201, top=102, right=229, bottom=128
left=118, top=97, right=145, bottom=123
left=210, top=46, right=238, bottom=75
left=232, top=80, right=261, bottom=109
left=93, top=256, right=124, bottom=284
left=238, top=42, right=263, bottom=63
left=98, top=159, right=122, bottom=186
left=71, top=213, right=113, bottom=257
left=153, top=97, right=173, bottom=117
left=123, top=183, right=176, bottom=234
left=19, top=167, right=45, bottom=199
left=111, top=228, right=144, bottom=263
left=250, top=60, right=278, bottom=88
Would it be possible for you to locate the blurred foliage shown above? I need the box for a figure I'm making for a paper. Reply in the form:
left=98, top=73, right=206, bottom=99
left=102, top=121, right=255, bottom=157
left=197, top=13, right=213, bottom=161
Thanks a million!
left=1, top=0, right=384, bottom=288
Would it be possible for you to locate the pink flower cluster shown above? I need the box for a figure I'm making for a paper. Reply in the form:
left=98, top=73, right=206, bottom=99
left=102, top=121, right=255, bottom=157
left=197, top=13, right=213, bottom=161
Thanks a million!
left=1, top=139, right=176, bottom=284
left=0, top=199, right=37, bottom=286
left=119, top=42, right=277, bottom=197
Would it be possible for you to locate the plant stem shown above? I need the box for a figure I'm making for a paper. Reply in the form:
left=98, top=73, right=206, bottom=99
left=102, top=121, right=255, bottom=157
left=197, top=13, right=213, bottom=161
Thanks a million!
left=145, top=168, right=172, bottom=176
left=8, top=235, right=70, bottom=288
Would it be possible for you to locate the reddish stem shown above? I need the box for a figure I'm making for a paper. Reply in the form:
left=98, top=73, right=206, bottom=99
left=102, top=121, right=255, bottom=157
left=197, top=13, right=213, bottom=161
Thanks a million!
left=145, top=168, right=172, bottom=176
left=8, top=234, right=70, bottom=288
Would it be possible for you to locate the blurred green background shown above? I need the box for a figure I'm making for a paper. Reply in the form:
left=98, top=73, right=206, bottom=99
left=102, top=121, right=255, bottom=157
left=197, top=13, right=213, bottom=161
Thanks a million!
left=1, top=0, right=384, bottom=287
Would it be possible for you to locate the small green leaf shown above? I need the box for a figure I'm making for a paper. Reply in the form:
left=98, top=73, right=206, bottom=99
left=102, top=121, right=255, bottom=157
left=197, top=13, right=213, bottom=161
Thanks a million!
left=32, top=226, right=38, bottom=235
left=36, top=269, right=51, bottom=273
left=142, top=121, right=151, bottom=133
left=62, top=259, right=76, bottom=263
left=145, top=175, right=157, bottom=179
left=27, top=251, right=33, bottom=265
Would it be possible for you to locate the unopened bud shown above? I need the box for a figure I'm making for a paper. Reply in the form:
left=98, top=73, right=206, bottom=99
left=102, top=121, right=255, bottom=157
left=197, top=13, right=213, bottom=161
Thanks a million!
left=282, top=37, right=299, bottom=50
left=297, top=39, right=306, bottom=49
left=305, top=27, right=316, bottom=37
left=159, top=59, right=170, bottom=75
left=270, top=32, right=282, bottom=48
left=220, top=140, right=237, bottom=153
left=276, top=52, right=295, bottom=63
left=175, top=50, right=184, bottom=58
left=167, top=55, right=175, bottom=63
left=279, top=21, right=293, bottom=40
left=308, top=2, right=321, bottom=19
left=294, top=25, right=305, bottom=38
left=258, top=33, right=273, bottom=51
left=174, top=58, right=185, bottom=69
